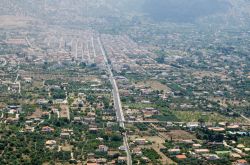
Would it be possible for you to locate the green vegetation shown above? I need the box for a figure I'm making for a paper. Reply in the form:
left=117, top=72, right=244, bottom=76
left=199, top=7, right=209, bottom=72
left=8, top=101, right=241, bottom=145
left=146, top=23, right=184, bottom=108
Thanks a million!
left=142, top=148, right=161, bottom=164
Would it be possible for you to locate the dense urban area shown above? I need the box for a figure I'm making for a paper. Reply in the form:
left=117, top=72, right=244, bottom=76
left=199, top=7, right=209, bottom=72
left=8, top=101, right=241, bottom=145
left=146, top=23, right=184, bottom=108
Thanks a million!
left=0, top=0, right=250, bottom=165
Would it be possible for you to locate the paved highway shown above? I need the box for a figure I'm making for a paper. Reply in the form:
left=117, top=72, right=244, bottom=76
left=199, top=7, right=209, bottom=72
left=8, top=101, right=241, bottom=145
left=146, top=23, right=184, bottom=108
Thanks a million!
left=98, top=37, right=132, bottom=165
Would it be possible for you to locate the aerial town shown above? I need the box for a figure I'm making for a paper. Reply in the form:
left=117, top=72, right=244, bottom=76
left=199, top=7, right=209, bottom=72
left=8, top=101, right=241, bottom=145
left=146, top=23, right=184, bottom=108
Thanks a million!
left=0, top=0, right=250, bottom=165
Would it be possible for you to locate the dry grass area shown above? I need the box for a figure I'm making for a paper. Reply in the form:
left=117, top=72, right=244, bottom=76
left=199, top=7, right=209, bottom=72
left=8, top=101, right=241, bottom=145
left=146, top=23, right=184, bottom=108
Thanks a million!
left=192, top=71, right=229, bottom=80
left=208, top=97, right=249, bottom=107
left=172, top=111, right=245, bottom=123
left=137, top=80, right=171, bottom=93
left=60, top=104, right=69, bottom=119
left=20, top=70, right=100, bottom=83
left=166, top=50, right=189, bottom=57
left=61, top=143, right=73, bottom=152
left=5, top=38, right=26, bottom=45
left=32, top=81, right=44, bottom=88
left=27, top=108, right=43, bottom=119
left=129, top=135, right=176, bottom=165
left=165, top=130, right=196, bottom=141
left=0, top=102, right=6, bottom=109
left=44, top=162, right=73, bottom=165
left=209, top=97, right=230, bottom=107
left=0, top=15, right=33, bottom=28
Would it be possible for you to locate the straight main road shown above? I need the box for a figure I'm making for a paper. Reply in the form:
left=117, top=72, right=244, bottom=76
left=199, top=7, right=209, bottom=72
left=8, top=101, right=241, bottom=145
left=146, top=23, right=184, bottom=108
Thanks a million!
left=98, top=37, right=132, bottom=165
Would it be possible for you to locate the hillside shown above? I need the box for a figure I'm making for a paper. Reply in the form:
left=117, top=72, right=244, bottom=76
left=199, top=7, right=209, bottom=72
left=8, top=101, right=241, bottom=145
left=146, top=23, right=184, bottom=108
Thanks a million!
left=1, top=0, right=250, bottom=26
